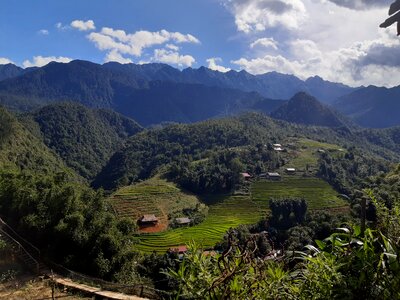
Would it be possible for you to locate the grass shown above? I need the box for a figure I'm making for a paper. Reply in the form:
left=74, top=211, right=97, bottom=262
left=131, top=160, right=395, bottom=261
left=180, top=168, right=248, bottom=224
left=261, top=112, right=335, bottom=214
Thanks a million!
left=282, top=138, right=345, bottom=171
left=251, top=175, right=347, bottom=212
left=133, top=194, right=261, bottom=253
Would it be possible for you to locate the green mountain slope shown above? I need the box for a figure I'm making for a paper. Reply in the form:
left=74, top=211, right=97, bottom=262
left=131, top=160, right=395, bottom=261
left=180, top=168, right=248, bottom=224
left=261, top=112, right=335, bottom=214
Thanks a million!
left=271, top=92, right=346, bottom=128
left=23, top=102, right=142, bottom=180
left=333, top=85, right=400, bottom=128
left=93, top=112, right=400, bottom=191
left=0, top=106, right=74, bottom=175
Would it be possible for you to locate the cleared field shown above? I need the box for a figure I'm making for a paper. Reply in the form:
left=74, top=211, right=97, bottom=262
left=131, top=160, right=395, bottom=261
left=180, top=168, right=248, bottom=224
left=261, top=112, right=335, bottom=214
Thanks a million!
left=284, top=138, right=344, bottom=171
left=133, top=194, right=262, bottom=253
left=252, top=175, right=347, bottom=211
left=109, top=177, right=200, bottom=232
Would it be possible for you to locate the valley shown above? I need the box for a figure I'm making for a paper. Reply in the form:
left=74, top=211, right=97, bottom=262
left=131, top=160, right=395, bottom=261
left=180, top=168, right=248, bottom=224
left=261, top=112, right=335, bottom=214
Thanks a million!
left=109, top=137, right=348, bottom=253
left=0, top=60, right=399, bottom=299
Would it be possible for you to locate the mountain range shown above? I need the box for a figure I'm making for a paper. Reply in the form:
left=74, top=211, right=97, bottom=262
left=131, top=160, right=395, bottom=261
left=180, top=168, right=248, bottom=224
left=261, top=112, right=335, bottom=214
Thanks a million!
left=0, top=60, right=399, bottom=128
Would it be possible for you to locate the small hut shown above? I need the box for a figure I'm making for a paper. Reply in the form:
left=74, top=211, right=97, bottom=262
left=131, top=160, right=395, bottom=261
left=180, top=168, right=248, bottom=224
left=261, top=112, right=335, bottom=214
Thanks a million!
left=285, top=168, right=296, bottom=174
left=175, top=217, right=191, bottom=225
left=267, top=172, right=281, bottom=181
left=138, top=214, right=158, bottom=225
left=241, top=172, right=252, bottom=180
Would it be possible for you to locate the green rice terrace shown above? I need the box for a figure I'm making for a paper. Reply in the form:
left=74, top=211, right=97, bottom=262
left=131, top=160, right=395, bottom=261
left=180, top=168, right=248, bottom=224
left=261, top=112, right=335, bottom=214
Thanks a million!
left=109, top=177, right=200, bottom=232
left=110, top=138, right=349, bottom=253
left=133, top=194, right=261, bottom=253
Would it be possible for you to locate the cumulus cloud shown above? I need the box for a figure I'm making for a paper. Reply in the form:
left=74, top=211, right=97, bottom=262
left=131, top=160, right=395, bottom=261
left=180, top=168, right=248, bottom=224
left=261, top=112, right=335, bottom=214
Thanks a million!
left=38, top=29, right=49, bottom=35
left=223, top=0, right=307, bottom=33
left=250, top=37, right=279, bottom=49
left=71, top=19, right=96, bottom=31
left=105, top=49, right=133, bottom=64
left=22, top=56, right=73, bottom=68
left=206, top=57, right=231, bottom=72
left=224, top=0, right=400, bottom=86
left=152, top=49, right=195, bottom=67
left=88, top=28, right=199, bottom=57
left=327, top=0, right=391, bottom=10
left=87, top=27, right=199, bottom=65
left=232, top=31, right=400, bottom=87
left=0, top=57, right=14, bottom=65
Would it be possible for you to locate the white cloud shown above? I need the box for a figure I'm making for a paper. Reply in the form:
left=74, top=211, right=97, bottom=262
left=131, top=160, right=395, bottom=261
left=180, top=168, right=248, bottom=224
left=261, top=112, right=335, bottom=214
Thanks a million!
left=88, top=28, right=199, bottom=57
left=224, top=0, right=400, bottom=86
left=105, top=49, right=133, bottom=64
left=71, top=19, right=96, bottom=31
left=166, top=44, right=180, bottom=51
left=55, top=22, right=69, bottom=31
left=206, top=57, right=231, bottom=72
left=327, top=0, right=391, bottom=10
left=87, top=27, right=199, bottom=65
left=152, top=49, right=195, bottom=67
left=223, top=0, right=307, bottom=33
left=22, top=56, right=73, bottom=68
left=232, top=30, right=400, bottom=87
left=250, top=37, right=279, bottom=50
left=38, top=29, right=49, bottom=35
left=0, top=57, right=14, bottom=65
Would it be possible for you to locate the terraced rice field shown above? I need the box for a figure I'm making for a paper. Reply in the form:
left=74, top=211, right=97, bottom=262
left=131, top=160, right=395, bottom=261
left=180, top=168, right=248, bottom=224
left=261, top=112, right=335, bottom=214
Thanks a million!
left=252, top=175, right=347, bottom=212
left=109, top=177, right=200, bottom=232
left=118, top=138, right=349, bottom=253
left=133, top=194, right=262, bottom=253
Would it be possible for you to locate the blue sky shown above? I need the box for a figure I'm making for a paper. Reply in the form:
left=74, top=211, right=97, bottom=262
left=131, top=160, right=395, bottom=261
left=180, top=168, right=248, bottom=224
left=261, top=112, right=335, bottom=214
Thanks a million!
left=0, top=0, right=399, bottom=87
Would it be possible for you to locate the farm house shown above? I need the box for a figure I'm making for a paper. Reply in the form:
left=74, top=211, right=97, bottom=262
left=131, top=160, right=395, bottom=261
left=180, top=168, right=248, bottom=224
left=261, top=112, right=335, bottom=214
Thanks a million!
left=285, top=168, right=296, bottom=174
left=241, top=172, right=252, bottom=180
left=138, top=214, right=159, bottom=225
left=175, top=217, right=191, bottom=225
left=267, top=172, right=282, bottom=180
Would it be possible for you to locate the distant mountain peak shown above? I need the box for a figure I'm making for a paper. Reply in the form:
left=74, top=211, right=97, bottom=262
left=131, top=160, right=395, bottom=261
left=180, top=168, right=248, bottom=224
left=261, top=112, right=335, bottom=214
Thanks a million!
left=271, top=92, right=346, bottom=128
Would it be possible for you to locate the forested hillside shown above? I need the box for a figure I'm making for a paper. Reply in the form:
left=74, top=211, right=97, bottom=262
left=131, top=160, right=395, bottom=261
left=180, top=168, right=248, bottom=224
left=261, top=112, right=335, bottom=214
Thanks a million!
left=334, top=85, right=400, bottom=128
left=22, top=103, right=142, bottom=179
left=93, top=112, right=400, bottom=191
left=0, top=106, right=74, bottom=176
left=271, top=92, right=347, bottom=127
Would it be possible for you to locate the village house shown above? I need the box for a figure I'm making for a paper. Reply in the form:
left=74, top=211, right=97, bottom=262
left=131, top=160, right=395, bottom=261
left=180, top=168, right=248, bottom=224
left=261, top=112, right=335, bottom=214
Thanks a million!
left=241, top=172, right=252, bottom=180
left=267, top=172, right=281, bottom=181
left=175, top=217, right=191, bottom=225
left=285, top=168, right=296, bottom=174
left=138, top=214, right=158, bottom=226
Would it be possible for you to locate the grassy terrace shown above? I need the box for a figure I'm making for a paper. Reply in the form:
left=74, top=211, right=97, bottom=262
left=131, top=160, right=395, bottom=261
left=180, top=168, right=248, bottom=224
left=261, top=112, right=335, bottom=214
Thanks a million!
left=252, top=175, right=347, bottom=212
left=133, top=194, right=261, bottom=253
left=116, top=138, right=349, bottom=253
left=109, top=177, right=200, bottom=231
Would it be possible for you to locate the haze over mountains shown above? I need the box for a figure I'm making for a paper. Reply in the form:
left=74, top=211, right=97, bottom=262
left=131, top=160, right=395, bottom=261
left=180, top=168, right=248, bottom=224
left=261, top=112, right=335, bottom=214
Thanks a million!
left=0, top=60, right=399, bottom=128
